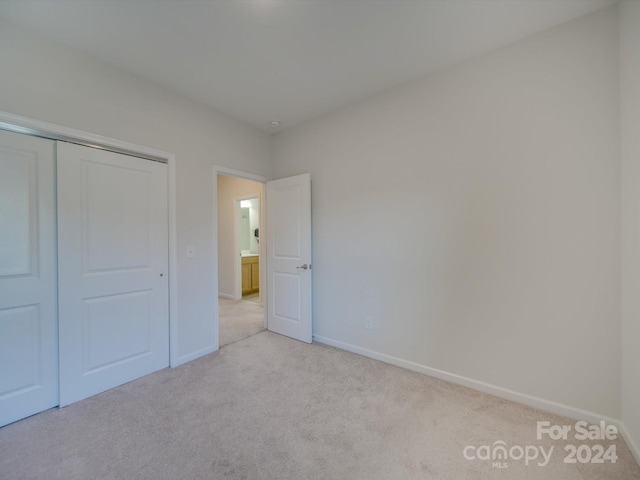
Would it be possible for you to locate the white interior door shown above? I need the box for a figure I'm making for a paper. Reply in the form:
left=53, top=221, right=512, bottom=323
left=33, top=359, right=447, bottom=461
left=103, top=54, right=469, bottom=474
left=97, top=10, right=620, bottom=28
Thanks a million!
left=0, top=130, right=58, bottom=426
left=266, top=173, right=312, bottom=343
left=57, top=142, right=169, bottom=406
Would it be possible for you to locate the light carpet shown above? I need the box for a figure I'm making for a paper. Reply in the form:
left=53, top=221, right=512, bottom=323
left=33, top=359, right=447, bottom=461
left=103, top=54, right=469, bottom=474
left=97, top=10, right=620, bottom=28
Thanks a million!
left=218, top=296, right=265, bottom=347
left=0, top=331, right=638, bottom=479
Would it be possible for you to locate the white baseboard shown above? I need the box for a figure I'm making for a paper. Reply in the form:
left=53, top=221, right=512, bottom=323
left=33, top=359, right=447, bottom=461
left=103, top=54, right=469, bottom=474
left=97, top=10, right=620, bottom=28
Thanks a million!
left=620, top=423, right=640, bottom=466
left=171, top=345, right=217, bottom=367
left=313, top=334, right=638, bottom=461
left=218, top=292, right=235, bottom=300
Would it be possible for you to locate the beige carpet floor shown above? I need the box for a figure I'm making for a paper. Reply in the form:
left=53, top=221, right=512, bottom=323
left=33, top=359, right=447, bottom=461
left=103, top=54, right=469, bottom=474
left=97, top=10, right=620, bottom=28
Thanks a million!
left=218, top=296, right=265, bottom=347
left=1, top=331, right=639, bottom=479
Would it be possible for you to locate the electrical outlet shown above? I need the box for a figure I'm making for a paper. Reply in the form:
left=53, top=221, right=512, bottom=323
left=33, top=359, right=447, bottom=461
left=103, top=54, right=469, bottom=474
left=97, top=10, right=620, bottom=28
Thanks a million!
left=365, top=316, right=373, bottom=330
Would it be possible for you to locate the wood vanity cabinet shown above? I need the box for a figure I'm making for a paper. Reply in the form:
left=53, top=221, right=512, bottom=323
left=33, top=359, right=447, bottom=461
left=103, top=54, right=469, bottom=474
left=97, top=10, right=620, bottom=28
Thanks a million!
left=241, top=255, right=259, bottom=295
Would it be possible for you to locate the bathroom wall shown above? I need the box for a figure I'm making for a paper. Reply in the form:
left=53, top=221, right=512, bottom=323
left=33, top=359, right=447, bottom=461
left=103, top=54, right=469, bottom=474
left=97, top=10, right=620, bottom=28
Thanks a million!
left=239, top=207, right=251, bottom=252
left=248, top=200, right=260, bottom=255
left=238, top=199, right=259, bottom=255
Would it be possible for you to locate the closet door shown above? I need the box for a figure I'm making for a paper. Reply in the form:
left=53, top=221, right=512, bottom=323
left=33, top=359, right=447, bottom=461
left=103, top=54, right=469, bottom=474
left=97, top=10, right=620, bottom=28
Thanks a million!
left=0, top=130, right=58, bottom=427
left=57, top=142, right=169, bottom=406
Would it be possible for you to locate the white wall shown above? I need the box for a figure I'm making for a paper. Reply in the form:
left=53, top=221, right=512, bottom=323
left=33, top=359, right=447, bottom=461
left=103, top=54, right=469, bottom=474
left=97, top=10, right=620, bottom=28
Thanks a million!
left=620, top=0, right=640, bottom=460
left=217, top=175, right=264, bottom=298
left=249, top=201, right=260, bottom=255
left=274, top=8, right=621, bottom=418
left=0, top=17, right=273, bottom=364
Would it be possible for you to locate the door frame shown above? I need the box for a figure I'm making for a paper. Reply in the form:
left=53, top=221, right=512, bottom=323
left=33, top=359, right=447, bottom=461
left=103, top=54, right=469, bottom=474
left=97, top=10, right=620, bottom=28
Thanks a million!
left=235, top=193, right=262, bottom=301
left=213, top=166, right=269, bottom=345
left=0, top=111, right=181, bottom=366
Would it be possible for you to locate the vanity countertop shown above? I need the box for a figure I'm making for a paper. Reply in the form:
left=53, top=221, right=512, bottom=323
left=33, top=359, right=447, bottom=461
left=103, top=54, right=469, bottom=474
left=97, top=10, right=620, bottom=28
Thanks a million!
left=241, top=253, right=259, bottom=257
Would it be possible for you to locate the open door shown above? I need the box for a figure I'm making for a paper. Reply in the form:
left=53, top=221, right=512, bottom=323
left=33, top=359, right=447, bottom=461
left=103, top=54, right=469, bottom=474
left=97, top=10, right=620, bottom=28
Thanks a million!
left=266, top=173, right=312, bottom=343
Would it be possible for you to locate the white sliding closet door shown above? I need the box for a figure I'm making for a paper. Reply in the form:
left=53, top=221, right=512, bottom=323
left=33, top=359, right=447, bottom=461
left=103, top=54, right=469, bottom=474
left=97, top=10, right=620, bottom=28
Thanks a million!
left=0, top=130, right=58, bottom=427
left=57, top=142, right=169, bottom=406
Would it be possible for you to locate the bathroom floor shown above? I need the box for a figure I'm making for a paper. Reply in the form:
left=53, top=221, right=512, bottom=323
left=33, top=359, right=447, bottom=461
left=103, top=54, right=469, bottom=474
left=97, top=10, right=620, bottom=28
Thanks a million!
left=241, top=292, right=260, bottom=304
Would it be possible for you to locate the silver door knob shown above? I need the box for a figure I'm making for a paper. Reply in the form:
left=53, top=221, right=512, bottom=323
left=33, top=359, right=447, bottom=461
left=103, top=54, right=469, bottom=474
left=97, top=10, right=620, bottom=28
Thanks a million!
left=296, top=264, right=309, bottom=270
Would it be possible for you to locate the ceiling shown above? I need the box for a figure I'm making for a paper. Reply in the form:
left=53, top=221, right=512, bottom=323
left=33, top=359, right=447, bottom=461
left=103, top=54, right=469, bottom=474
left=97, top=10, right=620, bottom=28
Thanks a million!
left=0, top=0, right=617, bottom=133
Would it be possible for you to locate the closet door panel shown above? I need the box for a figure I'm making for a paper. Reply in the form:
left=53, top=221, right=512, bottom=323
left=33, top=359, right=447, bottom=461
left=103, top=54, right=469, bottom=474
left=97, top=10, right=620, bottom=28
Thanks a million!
left=57, top=142, right=169, bottom=406
left=0, top=130, right=58, bottom=427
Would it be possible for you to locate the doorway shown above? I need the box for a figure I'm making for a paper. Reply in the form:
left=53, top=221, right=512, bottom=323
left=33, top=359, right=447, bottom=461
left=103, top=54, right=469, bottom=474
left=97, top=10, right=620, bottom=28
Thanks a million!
left=216, top=172, right=266, bottom=347
left=213, top=166, right=313, bottom=347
